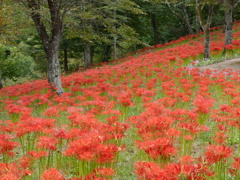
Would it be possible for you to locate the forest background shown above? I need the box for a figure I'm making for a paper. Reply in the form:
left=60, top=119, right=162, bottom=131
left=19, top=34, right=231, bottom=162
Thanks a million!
left=0, top=0, right=239, bottom=93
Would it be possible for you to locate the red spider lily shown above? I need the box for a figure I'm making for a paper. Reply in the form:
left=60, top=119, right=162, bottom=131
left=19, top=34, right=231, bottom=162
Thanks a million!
left=0, top=134, right=18, bottom=155
left=178, top=122, right=202, bottom=135
left=180, top=155, right=194, bottom=164
left=15, top=117, right=56, bottom=137
left=64, top=135, right=99, bottom=161
left=27, top=151, right=47, bottom=159
left=165, top=162, right=214, bottom=179
left=37, top=93, right=54, bottom=106
left=184, top=135, right=194, bottom=141
left=204, top=145, right=232, bottom=164
left=224, top=44, right=233, bottom=50
left=43, top=106, right=60, bottom=117
left=165, top=128, right=182, bottom=138
left=135, top=161, right=168, bottom=180
left=220, top=104, right=233, bottom=113
left=65, top=128, right=121, bottom=163
left=157, top=97, right=177, bottom=107
left=52, top=128, right=68, bottom=139
left=5, top=104, right=32, bottom=116
left=37, top=136, right=58, bottom=150
left=117, top=90, right=134, bottom=107
left=0, top=173, right=19, bottom=180
left=41, top=168, right=64, bottom=180
left=95, top=167, right=115, bottom=176
left=135, top=161, right=214, bottom=180
left=0, top=162, right=29, bottom=180
left=138, top=115, right=174, bottom=135
left=193, top=95, right=215, bottom=114
left=217, top=124, right=227, bottom=132
left=232, top=157, right=240, bottom=170
left=212, top=131, right=227, bottom=144
left=68, top=112, right=98, bottom=128
left=96, top=144, right=123, bottom=163
left=170, top=109, right=198, bottom=122
left=19, top=156, right=31, bottom=169
left=0, top=120, right=15, bottom=133
left=136, top=137, right=177, bottom=159
left=17, top=94, right=39, bottom=106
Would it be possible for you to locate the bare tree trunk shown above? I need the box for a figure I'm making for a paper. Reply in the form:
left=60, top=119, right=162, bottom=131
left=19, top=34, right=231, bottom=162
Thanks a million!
left=182, top=1, right=194, bottom=35
left=26, top=0, right=65, bottom=95
left=204, top=26, right=211, bottom=60
left=196, top=15, right=200, bottom=34
left=103, top=45, right=111, bottom=62
left=224, top=0, right=234, bottom=45
left=196, top=0, right=213, bottom=60
left=45, top=38, right=64, bottom=95
left=84, top=41, right=92, bottom=69
left=151, top=14, right=160, bottom=44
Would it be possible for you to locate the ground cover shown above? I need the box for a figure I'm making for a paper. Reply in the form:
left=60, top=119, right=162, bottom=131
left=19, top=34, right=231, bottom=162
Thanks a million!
left=0, top=22, right=240, bottom=180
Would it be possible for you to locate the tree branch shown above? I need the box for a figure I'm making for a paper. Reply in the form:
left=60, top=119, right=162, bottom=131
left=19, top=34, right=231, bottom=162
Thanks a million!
left=26, top=0, right=49, bottom=46
left=167, top=3, right=185, bottom=22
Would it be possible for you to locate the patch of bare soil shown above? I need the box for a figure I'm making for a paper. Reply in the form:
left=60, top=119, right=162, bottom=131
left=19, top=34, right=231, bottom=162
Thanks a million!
left=198, top=58, right=240, bottom=72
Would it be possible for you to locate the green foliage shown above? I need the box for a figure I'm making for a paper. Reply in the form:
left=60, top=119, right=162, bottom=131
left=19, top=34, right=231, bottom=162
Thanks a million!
left=0, top=43, right=38, bottom=83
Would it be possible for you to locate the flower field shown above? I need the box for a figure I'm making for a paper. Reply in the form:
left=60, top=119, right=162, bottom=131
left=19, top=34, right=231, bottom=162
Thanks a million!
left=0, top=23, right=240, bottom=180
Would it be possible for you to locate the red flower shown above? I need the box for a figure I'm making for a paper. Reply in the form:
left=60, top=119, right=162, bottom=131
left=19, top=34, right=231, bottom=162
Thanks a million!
left=19, top=156, right=31, bottom=169
left=37, top=136, right=58, bottom=150
left=180, top=155, right=194, bottom=164
left=232, top=157, right=240, bottom=170
left=204, top=145, right=232, bottom=164
left=27, top=151, right=47, bottom=159
left=193, top=95, right=215, bottom=114
left=41, top=168, right=64, bottom=180
left=0, top=173, right=19, bottom=180
left=0, top=134, right=18, bottom=154
left=95, top=167, right=115, bottom=176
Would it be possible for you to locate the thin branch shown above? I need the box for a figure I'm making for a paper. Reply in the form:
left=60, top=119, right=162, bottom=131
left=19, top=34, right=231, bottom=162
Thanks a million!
left=167, top=3, right=185, bottom=22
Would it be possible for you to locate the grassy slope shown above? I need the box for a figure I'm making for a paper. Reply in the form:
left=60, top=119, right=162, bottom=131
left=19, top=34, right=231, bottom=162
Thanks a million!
left=0, top=23, right=240, bottom=179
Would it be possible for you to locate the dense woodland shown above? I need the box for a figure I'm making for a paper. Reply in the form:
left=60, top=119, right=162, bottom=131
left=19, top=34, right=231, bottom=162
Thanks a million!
left=0, top=0, right=240, bottom=93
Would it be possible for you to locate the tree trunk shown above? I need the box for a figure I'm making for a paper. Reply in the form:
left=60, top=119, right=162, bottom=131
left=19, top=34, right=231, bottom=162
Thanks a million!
left=167, top=1, right=194, bottom=35
left=182, top=2, right=194, bottom=35
left=196, top=0, right=213, bottom=60
left=84, top=41, right=92, bottom=69
left=25, top=0, right=66, bottom=96
left=196, top=15, right=200, bottom=34
left=0, top=74, right=3, bottom=90
left=224, top=0, right=234, bottom=45
left=103, top=45, right=111, bottom=62
left=151, top=14, right=160, bottom=44
left=63, top=45, right=68, bottom=73
left=45, top=39, right=64, bottom=95
left=203, top=26, right=211, bottom=60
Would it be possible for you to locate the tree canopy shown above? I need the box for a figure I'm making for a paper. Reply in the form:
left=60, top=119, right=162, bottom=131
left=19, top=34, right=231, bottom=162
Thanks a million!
left=1, top=0, right=240, bottom=91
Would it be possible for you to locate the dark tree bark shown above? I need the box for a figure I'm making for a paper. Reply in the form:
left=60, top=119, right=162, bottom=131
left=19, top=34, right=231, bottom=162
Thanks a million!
left=196, top=0, right=213, bottom=60
left=84, top=41, right=92, bottom=69
left=196, top=15, right=200, bottom=34
left=22, top=0, right=75, bottom=95
left=224, top=0, right=235, bottom=45
left=103, top=45, right=111, bottom=62
left=151, top=14, right=160, bottom=45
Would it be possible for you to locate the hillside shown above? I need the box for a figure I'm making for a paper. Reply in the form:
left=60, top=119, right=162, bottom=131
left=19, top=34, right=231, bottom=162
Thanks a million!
left=0, top=23, right=240, bottom=180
